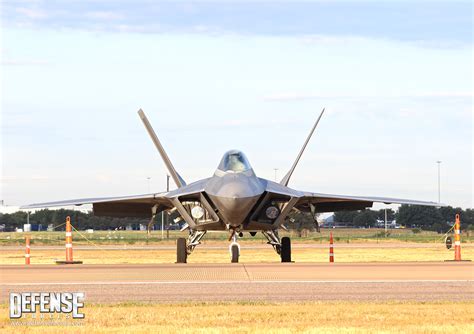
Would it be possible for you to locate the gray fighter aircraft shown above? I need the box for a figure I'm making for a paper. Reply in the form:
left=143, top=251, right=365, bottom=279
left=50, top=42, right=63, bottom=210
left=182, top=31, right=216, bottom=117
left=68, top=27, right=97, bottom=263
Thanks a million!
left=22, top=109, right=443, bottom=263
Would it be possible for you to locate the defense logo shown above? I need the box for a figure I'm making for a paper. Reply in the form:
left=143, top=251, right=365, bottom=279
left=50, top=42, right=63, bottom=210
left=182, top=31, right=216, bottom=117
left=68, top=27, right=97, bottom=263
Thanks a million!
left=9, top=292, right=85, bottom=320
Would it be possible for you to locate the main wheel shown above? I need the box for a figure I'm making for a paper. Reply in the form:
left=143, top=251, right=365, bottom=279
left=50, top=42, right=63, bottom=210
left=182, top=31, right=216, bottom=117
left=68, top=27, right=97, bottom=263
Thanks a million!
left=231, top=244, right=239, bottom=263
left=281, top=237, right=291, bottom=263
left=176, top=237, right=187, bottom=263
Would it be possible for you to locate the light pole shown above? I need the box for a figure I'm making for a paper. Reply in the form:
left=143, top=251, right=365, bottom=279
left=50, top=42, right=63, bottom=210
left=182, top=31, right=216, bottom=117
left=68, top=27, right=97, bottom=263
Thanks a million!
left=161, top=175, right=170, bottom=240
left=384, top=208, right=388, bottom=236
left=436, top=161, right=441, bottom=203
left=274, top=168, right=279, bottom=182
left=166, top=175, right=170, bottom=239
left=146, top=176, right=151, bottom=193
left=161, top=205, right=164, bottom=240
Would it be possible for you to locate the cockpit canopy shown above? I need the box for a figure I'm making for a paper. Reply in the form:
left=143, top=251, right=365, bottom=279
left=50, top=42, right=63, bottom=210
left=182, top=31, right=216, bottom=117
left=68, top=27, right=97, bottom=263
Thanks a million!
left=217, top=150, right=252, bottom=173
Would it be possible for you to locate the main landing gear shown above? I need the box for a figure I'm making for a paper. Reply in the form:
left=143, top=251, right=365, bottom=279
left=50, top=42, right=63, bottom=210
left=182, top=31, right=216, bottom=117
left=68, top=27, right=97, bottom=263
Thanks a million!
left=176, top=228, right=242, bottom=264
left=176, top=229, right=292, bottom=264
left=262, top=229, right=292, bottom=263
left=176, top=230, right=207, bottom=264
left=176, top=237, right=187, bottom=263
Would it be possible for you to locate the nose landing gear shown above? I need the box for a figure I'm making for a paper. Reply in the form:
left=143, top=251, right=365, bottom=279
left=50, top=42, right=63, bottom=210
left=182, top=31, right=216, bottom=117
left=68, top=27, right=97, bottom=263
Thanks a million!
left=229, top=229, right=240, bottom=263
left=230, top=243, right=240, bottom=263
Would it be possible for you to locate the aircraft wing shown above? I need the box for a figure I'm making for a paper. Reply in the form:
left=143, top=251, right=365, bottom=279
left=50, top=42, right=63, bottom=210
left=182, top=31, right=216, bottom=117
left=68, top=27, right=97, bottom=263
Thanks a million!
left=20, top=178, right=211, bottom=218
left=20, top=192, right=173, bottom=218
left=295, top=192, right=444, bottom=213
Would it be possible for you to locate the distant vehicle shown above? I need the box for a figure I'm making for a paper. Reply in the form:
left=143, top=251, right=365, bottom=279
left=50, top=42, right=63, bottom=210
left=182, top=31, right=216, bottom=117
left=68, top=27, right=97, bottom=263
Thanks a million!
left=22, top=109, right=444, bottom=263
left=167, top=223, right=183, bottom=231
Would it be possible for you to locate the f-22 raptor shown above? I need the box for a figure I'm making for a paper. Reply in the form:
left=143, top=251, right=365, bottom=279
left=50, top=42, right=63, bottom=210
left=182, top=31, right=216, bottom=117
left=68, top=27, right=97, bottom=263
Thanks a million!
left=23, top=109, right=442, bottom=263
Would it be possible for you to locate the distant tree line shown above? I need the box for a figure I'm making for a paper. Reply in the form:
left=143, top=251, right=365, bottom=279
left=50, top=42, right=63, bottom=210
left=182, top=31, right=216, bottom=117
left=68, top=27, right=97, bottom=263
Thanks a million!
left=334, top=205, right=474, bottom=232
left=0, top=205, right=473, bottom=233
left=0, top=209, right=152, bottom=232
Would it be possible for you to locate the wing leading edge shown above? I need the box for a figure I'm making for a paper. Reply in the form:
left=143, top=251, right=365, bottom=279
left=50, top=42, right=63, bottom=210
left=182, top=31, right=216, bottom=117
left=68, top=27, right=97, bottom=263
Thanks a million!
left=295, top=191, right=445, bottom=213
left=20, top=193, right=173, bottom=219
left=20, top=179, right=210, bottom=218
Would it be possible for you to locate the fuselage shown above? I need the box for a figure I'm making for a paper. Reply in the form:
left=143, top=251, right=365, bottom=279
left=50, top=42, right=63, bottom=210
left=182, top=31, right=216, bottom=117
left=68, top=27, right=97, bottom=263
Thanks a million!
left=205, top=150, right=264, bottom=227
left=165, top=149, right=298, bottom=230
left=205, top=171, right=265, bottom=227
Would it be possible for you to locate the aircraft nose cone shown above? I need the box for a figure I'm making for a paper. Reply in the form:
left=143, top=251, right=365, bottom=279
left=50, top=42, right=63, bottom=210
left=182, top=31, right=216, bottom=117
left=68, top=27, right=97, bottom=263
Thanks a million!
left=205, top=173, right=265, bottom=199
left=219, top=180, right=258, bottom=199
left=208, top=195, right=260, bottom=227
left=205, top=174, right=264, bottom=226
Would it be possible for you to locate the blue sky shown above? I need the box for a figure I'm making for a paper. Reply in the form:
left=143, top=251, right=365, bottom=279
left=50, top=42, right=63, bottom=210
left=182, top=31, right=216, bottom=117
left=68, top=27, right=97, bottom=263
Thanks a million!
left=1, top=1, right=472, bottom=209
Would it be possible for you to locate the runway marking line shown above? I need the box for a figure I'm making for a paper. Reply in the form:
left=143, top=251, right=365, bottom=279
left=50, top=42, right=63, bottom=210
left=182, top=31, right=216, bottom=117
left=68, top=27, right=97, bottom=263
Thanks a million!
left=2, top=279, right=472, bottom=286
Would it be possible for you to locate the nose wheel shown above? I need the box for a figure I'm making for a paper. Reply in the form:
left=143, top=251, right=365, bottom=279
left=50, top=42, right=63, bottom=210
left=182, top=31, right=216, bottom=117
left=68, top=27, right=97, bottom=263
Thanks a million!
left=230, top=243, right=240, bottom=263
left=229, top=230, right=240, bottom=263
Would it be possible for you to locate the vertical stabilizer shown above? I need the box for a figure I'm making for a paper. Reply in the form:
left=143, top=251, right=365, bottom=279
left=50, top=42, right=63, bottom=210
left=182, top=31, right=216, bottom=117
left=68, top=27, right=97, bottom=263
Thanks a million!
left=280, top=108, right=325, bottom=186
left=138, top=109, right=186, bottom=188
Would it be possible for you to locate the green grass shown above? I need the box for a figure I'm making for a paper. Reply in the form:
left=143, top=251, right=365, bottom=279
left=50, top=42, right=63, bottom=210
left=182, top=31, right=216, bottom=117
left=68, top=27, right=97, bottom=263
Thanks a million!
left=1, top=301, right=473, bottom=333
left=0, top=228, right=472, bottom=246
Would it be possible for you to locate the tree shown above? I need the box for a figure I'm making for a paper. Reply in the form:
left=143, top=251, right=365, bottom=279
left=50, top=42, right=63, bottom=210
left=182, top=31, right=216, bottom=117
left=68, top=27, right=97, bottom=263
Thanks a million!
left=438, top=206, right=461, bottom=225
left=431, top=223, right=443, bottom=233
left=461, top=208, right=474, bottom=226
left=397, top=205, right=443, bottom=230
left=334, top=211, right=358, bottom=223
left=287, top=211, right=317, bottom=237
left=353, top=210, right=377, bottom=227
left=376, top=209, right=395, bottom=221
left=31, top=209, right=55, bottom=225
left=1, top=205, right=473, bottom=232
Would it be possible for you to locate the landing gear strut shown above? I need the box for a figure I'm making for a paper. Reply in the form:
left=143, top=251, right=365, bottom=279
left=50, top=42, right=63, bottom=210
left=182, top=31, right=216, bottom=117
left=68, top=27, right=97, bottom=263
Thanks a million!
left=262, top=230, right=292, bottom=262
left=229, top=230, right=240, bottom=263
left=176, top=230, right=207, bottom=263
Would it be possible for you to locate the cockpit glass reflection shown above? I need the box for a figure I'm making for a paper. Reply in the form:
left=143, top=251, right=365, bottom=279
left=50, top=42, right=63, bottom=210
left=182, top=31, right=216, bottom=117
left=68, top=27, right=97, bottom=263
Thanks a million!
left=218, top=150, right=251, bottom=172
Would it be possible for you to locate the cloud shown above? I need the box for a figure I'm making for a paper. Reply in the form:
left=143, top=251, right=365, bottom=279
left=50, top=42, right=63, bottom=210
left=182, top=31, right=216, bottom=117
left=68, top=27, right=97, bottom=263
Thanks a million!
left=411, top=91, right=474, bottom=98
left=262, top=91, right=474, bottom=101
left=263, top=93, right=345, bottom=101
left=1, top=59, right=49, bottom=66
left=2, top=2, right=472, bottom=47
left=300, top=34, right=369, bottom=46
left=1, top=175, right=51, bottom=182
left=16, top=7, right=47, bottom=19
left=85, top=11, right=123, bottom=20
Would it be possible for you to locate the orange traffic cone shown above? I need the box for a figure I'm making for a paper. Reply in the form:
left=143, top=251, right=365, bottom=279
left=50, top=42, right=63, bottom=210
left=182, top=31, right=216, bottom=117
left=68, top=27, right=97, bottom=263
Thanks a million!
left=329, top=232, right=334, bottom=263
left=454, top=214, right=461, bottom=261
left=445, top=214, right=471, bottom=262
left=56, top=216, right=83, bottom=264
left=25, top=236, right=30, bottom=265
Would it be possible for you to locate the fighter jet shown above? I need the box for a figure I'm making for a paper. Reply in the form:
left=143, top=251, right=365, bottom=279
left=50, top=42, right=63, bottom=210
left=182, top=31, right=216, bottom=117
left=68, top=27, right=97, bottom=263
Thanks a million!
left=22, top=109, right=443, bottom=263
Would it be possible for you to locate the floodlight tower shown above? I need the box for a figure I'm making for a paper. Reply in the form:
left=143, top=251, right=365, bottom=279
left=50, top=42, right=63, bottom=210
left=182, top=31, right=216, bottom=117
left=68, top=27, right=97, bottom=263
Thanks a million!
left=436, top=161, right=442, bottom=203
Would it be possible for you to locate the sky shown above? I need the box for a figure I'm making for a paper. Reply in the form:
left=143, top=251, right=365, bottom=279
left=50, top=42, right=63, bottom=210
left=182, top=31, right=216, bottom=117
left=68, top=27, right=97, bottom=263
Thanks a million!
left=0, top=1, right=473, bottom=211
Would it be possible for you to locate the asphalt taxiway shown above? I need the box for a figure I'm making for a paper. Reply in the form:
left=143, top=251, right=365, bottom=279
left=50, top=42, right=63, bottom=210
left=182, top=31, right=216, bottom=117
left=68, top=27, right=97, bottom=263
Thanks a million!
left=1, top=262, right=472, bottom=303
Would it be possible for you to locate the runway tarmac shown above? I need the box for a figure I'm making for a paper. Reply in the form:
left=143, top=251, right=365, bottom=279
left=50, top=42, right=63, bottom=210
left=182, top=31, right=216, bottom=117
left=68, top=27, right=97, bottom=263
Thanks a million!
left=1, top=262, right=472, bottom=303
